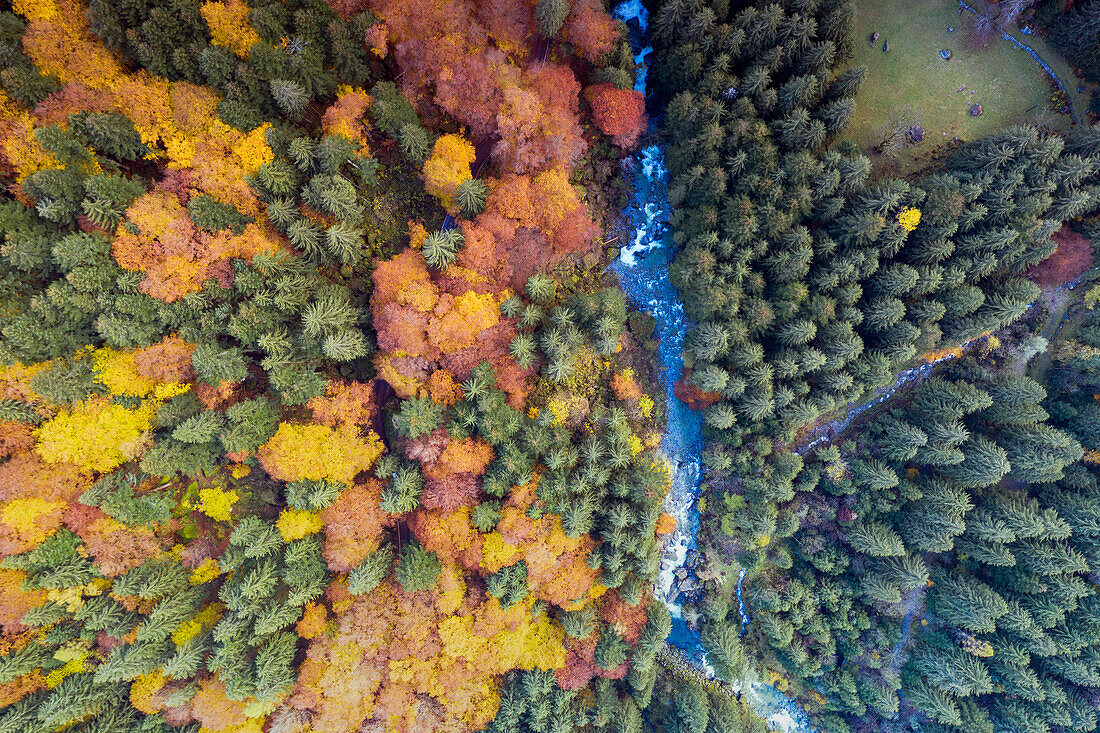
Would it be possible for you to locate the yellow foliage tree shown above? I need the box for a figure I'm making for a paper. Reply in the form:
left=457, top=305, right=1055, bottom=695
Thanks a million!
left=427, top=291, right=500, bottom=354
left=200, top=0, right=261, bottom=58
left=33, top=400, right=156, bottom=473
left=258, top=422, right=385, bottom=484
left=93, top=347, right=159, bottom=398
left=32, top=346, right=189, bottom=472
left=423, top=134, right=475, bottom=211
left=276, top=508, right=325, bottom=541
left=197, top=486, right=238, bottom=522
left=0, top=498, right=66, bottom=551
left=897, top=207, right=922, bottom=232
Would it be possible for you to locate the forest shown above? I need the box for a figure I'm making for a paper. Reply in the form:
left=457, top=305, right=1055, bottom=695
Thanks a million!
left=1, top=0, right=1100, bottom=732
left=0, top=0, right=760, bottom=731
left=649, top=0, right=1100, bottom=731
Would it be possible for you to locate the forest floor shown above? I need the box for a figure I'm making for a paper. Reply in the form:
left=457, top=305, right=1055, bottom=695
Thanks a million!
left=889, top=587, right=927, bottom=674
left=843, top=0, right=1072, bottom=177
left=1027, top=285, right=1082, bottom=384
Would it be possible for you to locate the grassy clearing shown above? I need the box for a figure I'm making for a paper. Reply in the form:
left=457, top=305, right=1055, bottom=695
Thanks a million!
left=841, top=0, right=1071, bottom=176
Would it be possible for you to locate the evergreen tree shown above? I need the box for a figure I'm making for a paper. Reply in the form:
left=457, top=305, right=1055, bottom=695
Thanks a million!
left=455, top=177, right=488, bottom=218
left=928, top=575, right=1008, bottom=634
left=270, top=78, right=310, bottom=117
left=347, top=545, right=395, bottom=595
left=536, top=0, right=571, bottom=38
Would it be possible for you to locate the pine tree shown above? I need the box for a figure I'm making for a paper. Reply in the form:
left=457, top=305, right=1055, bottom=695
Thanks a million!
left=860, top=572, right=902, bottom=604
left=455, top=177, right=488, bottom=218
left=285, top=479, right=342, bottom=511
left=937, top=436, right=1009, bottom=488
left=221, top=396, right=279, bottom=455
left=876, top=416, right=927, bottom=461
left=257, top=159, right=300, bottom=197
left=847, top=520, right=905, bottom=557
left=471, top=501, right=502, bottom=533
left=997, top=424, right=1083, bottom=484
left=672, top=679, right=710, bottom=733
left=928, top=575, right=1008, bottom=634
left=69, top=111, right=148, bottom=161
left=322, top=329, right=369, bottom=361
left=981, top=374, right=1048, bottom=425
left=906, top=673, right=962, bottom=726
left=526, top=274, right=557, bottom=303
left=270, top=79, right=310, bottom=117
left=593, top=627, right=629, bottom=671
left=702, top=621, right=745, bottom=683
left=510, top=333, right=538, bottom=369
left=399, top=123, right=431, bottom=164
left=172, top=410, right=225, bottom=443
left=561, top=605, right=597, bottom=640
left=396, top=541, right=441, bottom=592
left=422, top=229, right=462, bottom=269
left=487, top=561, right=529, bottom=609
left=536, top=0, right=570, bottom=38
left=380, top=464, right=423, bottom=514
left=818, top=96, right=855, bottom=136
left=191, top=343, right=249, bottom=386
left=188, top=194, right=253, bottom=234
left=393, top=397, right=442, bottom=438
left=317, top=135, right=358, bottom=175
left=301, top=288, right=360, bottom=340
left=324, top=223, right=363, bottom=265
left=288, top=218, right=324, bottom=258
left=914, top=641, right=994, bottom=697
left=705, top=403, right=738, bottom=429
left=347, top=545, right=394, bottom=594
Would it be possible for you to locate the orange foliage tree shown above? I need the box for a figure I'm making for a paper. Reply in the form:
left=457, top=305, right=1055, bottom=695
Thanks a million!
left=319, top=479, right=391, bottom=571
left=562, top=0, right=620, bottom=63
left=112, top=189, right=278, bottom=302
left=322, top=86, right=374, bottom=154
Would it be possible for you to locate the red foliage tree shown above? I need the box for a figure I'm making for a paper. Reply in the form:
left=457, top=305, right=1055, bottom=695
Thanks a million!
left=586, top=83, right=647, bottom=149
left=562, top=0, right=619, bottom=63
left=555, top=635, right=599, bottom=690
left=421, top=471, right=481, bottom=512
left=79, top=516, right=165, bottom=577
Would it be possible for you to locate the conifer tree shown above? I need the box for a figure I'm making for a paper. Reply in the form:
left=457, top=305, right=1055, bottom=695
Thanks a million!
left=536, top=0, right=571, bottom=38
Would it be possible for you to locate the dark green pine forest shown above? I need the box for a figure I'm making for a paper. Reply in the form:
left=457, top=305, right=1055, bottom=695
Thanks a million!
left=649, top=0, right=1100, bottom=732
